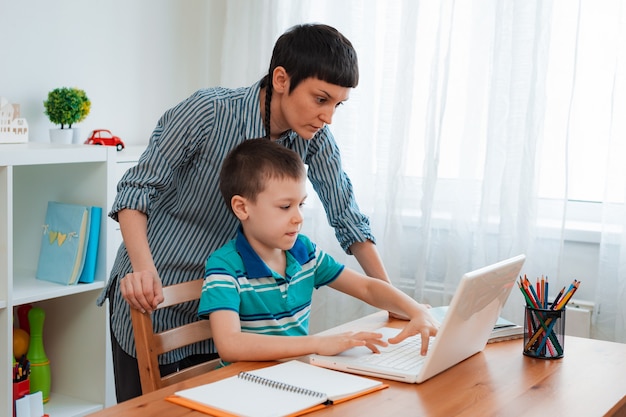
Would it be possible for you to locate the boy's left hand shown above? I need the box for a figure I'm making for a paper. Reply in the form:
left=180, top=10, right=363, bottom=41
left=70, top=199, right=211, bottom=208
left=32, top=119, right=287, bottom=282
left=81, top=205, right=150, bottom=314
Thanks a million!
left=314, top=331, right=389, bottom=356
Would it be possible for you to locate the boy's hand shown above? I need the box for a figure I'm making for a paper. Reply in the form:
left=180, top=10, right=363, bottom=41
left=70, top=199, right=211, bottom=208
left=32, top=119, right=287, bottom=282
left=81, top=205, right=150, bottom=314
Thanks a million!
left=314, top=331, right=388, bottom=356
left=387, top=311, right=439, bottom=356
left=120, top=270, right=164, bottom=314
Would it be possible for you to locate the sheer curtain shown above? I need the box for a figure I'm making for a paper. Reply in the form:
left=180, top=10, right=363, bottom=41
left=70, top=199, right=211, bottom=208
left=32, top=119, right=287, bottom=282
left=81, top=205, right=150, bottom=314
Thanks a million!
left=217, top=0, right=625, bottom=342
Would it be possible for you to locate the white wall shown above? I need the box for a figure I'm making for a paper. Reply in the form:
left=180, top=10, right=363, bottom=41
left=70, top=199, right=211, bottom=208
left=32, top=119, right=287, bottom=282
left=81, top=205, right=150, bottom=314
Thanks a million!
left=1, top=0, right=602, bottom=334
left=0, top=0, right=226, bottom=146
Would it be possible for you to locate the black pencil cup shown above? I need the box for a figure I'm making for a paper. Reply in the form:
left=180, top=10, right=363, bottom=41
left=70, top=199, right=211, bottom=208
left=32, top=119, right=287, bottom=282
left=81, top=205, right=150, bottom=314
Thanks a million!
left=523, top=305, right=565, bottom=359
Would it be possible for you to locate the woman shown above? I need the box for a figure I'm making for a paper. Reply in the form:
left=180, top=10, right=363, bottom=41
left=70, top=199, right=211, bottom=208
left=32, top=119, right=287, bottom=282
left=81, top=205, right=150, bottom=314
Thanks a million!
left=97, top=23, right=392, bottom=402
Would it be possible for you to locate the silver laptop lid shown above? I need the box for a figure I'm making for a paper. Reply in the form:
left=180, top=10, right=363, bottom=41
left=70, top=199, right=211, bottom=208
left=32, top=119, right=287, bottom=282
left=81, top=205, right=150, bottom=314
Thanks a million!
left=417, top=254, right=526, bottom=382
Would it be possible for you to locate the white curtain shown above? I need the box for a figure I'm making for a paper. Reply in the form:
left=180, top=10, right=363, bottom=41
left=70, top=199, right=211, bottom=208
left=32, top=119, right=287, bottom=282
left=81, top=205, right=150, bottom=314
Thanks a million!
left=217, top=0, right=626, bottom=342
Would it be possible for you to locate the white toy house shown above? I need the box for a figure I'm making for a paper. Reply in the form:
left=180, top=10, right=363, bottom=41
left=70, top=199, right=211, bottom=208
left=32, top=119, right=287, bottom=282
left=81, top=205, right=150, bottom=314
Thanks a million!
left=0, top=96, right=28, bottom=143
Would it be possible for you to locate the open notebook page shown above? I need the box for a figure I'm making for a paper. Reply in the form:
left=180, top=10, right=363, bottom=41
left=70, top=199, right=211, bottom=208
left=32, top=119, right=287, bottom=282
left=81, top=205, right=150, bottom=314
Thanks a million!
left=169, top=360, right=384, bottom=417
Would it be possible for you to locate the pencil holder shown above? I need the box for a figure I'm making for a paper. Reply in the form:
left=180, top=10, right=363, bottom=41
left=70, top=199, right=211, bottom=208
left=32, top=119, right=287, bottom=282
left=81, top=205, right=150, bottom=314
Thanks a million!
left=523, top=305, right=565, bottom=359
left=13, top=379, right=30, bottom=417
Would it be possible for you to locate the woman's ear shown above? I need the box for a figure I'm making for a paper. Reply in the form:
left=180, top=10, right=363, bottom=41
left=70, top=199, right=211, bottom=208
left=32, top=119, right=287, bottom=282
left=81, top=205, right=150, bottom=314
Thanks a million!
left=231, top=195, right=249, bottom=220
left=272, top=66, right=289, bottom=94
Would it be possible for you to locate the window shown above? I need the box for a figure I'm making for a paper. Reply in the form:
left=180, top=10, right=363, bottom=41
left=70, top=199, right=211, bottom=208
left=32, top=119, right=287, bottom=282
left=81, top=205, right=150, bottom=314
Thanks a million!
left=541, top=0, right=625, bottom=204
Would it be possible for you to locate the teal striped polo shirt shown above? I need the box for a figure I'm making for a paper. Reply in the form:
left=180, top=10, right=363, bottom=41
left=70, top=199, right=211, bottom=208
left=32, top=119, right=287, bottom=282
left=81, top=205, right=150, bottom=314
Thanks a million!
left=199, top=228, right=344, bottom=336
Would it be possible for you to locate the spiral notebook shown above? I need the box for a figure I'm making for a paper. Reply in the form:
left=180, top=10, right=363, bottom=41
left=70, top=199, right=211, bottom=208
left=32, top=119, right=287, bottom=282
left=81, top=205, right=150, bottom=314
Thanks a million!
left=166, top=360, right=387, bottom=417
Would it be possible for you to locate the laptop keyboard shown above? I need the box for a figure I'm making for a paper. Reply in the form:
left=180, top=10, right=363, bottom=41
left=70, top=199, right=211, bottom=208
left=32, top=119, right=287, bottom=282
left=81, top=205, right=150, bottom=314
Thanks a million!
left=363, top=335, right=435, bottom=371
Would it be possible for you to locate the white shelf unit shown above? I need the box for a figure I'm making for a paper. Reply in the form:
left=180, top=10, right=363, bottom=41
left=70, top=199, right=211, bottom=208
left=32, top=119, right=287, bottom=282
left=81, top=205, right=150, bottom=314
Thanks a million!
left=0, top=143, right=117, bottom=417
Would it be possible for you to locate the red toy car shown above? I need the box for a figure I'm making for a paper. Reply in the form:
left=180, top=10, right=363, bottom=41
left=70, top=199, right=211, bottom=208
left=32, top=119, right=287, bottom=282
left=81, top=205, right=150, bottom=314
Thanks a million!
left=85, top=129, right=125, bottom=151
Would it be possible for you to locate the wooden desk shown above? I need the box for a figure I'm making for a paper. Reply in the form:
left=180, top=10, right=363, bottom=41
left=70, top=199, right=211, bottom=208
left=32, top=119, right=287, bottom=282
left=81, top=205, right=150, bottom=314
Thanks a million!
left=88, top=311, right=626, bottom=417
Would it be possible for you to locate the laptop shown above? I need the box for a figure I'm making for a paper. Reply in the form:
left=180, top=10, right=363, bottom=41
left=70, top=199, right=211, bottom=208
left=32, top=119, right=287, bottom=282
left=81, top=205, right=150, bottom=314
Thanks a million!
left=309, top=254, right=526, bottom=383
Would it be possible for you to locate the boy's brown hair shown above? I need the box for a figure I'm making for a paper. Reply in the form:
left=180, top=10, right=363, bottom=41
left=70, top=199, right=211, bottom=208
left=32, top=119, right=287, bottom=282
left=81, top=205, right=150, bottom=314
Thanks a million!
left=219, top=138, right=306, bottom=211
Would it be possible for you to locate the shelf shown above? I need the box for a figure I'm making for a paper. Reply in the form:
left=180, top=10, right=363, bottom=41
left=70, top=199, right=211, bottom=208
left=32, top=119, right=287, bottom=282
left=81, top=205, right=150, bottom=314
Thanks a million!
left=1, top=143, right=115, bottom=417
left=43, top=392, right=103, bottom=417
left=0, top=143, right=109, bottom=166
left=115, top=145, right=147, bottom=163
left=12, top=273, right=104, bottom=305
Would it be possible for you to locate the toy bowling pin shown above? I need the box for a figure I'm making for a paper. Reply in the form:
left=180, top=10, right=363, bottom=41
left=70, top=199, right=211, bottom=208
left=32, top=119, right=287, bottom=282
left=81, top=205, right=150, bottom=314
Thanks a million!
left=27, top=307, right=51, bottom=403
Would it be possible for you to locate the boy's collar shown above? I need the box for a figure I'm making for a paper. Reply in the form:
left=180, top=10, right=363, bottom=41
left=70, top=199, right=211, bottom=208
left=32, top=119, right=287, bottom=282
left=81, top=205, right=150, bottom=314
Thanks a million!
left=234, top=226, right=309, bottom=278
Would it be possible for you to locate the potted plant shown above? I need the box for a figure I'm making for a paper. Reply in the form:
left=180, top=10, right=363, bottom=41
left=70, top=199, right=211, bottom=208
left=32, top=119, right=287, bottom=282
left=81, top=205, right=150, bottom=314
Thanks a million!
left=70, top=88, right=91, bottom=144
left=43, top=87, right=91, bottom=144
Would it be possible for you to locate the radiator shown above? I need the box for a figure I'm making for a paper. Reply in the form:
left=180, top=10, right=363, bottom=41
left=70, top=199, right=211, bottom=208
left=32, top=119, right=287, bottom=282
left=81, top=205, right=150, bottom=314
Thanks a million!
left=564, top=299, right=594, bottom=338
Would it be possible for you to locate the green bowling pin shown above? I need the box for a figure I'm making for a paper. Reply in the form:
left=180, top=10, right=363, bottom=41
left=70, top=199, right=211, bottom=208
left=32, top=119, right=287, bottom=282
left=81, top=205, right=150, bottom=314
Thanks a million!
left=27, top=307, right=51, bottom=403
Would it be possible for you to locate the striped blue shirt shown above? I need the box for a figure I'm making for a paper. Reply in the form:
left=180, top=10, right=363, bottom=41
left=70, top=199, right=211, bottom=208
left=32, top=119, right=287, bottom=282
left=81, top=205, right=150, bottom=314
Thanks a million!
left=199, top=229, right=344, bottom=365
left=97, top=80, right=374, bottom=364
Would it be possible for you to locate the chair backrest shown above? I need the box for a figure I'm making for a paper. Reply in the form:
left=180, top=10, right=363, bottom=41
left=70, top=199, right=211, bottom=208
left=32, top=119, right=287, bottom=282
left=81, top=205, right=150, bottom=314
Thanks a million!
left=131, top=278, right=219, bottom=394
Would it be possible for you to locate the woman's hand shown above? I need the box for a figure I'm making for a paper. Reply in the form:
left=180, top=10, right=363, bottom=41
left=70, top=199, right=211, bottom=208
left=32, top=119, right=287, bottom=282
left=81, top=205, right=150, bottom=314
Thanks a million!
left=119, top=270, right=164, bottom=313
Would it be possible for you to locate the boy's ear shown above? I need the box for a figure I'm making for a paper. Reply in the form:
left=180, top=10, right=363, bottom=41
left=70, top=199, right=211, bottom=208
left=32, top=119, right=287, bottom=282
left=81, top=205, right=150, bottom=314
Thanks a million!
left=231, top=195, right=249, bottom=220
left=272, top=66, right=289, bottom=94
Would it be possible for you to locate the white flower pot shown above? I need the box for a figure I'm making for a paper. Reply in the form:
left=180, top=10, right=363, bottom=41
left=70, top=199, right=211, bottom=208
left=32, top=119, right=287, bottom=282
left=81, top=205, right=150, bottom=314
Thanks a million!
left=49, top=128, right=73, bottom=144
left=71, top=127, right=82, bottom=144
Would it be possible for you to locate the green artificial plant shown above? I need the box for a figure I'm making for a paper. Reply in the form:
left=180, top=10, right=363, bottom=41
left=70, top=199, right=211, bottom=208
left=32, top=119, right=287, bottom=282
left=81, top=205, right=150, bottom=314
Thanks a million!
left=43, top=87, right=91, bottom=129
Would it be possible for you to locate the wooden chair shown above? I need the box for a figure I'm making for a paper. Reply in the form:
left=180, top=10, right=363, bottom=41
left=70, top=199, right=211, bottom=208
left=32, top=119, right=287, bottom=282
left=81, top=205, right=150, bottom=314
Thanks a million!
left=131, top=278, right=220, bottom=394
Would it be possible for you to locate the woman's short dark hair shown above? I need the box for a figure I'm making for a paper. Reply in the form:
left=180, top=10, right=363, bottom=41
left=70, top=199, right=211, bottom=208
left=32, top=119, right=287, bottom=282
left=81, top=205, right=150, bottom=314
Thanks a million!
left=264, top=23, right=359, bottom=92
left=261, top=24, right=359, bottom=137
left=219, top=139, right=306, bottom=210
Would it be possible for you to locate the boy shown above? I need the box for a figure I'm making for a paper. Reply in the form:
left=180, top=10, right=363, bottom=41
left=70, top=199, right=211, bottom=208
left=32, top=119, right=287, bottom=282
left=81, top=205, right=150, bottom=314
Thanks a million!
left=199, top=139, right=438, bottom=365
